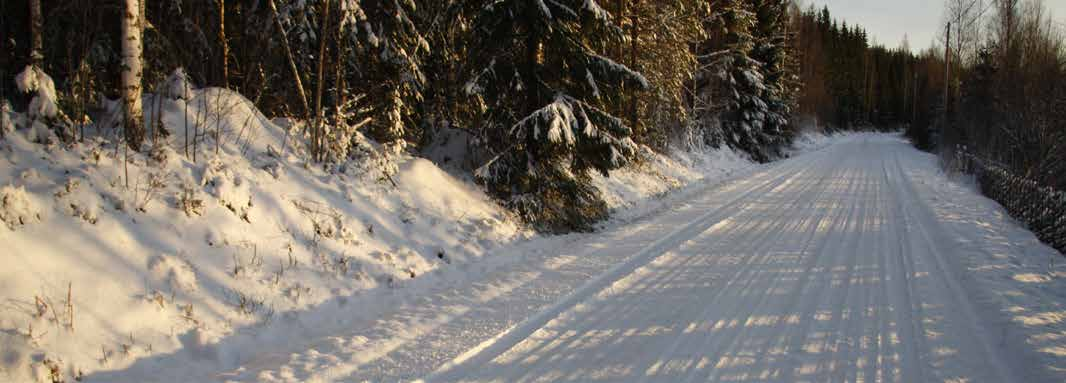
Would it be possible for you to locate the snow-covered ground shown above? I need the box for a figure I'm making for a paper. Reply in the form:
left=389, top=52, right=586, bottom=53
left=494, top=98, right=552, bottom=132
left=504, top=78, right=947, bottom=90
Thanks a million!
left=0, top=85, right=762, bottom=382
left=0, top=87, right=527, bottom=382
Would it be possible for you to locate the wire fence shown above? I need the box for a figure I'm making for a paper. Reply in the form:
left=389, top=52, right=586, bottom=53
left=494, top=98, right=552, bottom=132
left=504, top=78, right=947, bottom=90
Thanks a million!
left=954, top=148, right=1066, bottom=256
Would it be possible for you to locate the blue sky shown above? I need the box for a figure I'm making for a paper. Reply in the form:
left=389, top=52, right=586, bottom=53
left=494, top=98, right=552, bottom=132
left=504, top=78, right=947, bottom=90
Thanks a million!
left=805, top=0, right=1066, bottom=52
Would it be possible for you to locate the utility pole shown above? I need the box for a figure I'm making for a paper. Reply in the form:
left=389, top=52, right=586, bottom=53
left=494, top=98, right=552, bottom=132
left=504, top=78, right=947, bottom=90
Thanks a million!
left=913, top=71, right=919, bottom=124
left=944, top=22, right=951, bottom=122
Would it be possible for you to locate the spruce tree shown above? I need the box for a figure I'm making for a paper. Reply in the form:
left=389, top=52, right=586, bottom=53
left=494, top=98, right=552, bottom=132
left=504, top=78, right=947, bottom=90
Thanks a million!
left=706, top=0, right=769, bottom=161
left=465, top=0, right=649, bottom=232
left=751, top=0, right=797, bottom=152
left=272, top=0, right=428, bottom=159
left=353, top=0, right=428, bottom=149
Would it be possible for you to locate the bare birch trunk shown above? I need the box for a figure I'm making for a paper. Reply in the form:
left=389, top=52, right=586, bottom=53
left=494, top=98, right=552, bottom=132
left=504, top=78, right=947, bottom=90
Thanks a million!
left=122, top=0, right=145, bottom=150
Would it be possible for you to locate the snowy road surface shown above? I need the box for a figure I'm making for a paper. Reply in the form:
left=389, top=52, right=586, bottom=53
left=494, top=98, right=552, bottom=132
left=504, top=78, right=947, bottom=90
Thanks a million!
left=91, top=134, right=1066, bottom=382
left=425, top=134, right=1063, bottom=383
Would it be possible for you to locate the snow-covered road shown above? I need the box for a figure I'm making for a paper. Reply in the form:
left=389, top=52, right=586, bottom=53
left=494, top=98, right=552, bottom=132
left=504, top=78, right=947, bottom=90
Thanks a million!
left=89, top=134, right=1066, bottom=382
left=425, top=134, right=1064, bottom=383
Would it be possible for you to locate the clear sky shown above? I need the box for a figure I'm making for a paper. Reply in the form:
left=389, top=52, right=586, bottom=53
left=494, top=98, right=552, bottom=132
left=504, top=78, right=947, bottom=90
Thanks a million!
left=804, top=0, right=1066, bottom=52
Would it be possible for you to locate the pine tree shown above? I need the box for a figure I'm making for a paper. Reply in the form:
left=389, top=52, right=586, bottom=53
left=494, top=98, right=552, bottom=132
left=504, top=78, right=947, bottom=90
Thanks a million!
left=418, top=0, right=482, bottom=143
left=465, top=0, right=649, bottom=232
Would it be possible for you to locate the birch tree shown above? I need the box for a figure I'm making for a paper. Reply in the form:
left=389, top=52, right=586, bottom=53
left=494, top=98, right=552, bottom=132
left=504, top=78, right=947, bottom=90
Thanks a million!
left=122, top=0, right=145, bottom=150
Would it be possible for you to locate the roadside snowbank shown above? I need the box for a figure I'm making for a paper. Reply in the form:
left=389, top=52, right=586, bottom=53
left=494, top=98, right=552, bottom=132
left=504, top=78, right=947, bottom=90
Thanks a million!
left=0, top=88, right=528, bottom=382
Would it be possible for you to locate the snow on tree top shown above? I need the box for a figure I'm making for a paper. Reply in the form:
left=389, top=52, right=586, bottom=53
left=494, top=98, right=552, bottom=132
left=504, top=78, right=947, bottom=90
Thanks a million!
left=585, top=69, right=601, bottom=99
left=338, top=0, right=367, bottom=29
left=547, top=0, right=578, bottom=18
left=15, top=66, right=59, bottom=119
left=590, top=54, right=650, bottom=89
left=162, top=68, right=195, bottom=100
left=535, top=0, right=553, bottom=19
left=582, top=0, right=611, bottom=21
left=517, top=95, right=577, bottom=146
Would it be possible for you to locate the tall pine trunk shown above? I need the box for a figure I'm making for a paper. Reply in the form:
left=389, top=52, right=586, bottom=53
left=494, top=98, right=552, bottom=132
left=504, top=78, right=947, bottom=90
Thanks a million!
left=219, top=0, right=229, bottom=88
left=122, top=0, right=145, bottom=150
left=523, top=31, right=542, bottom=160
left=29, top=0, right=43, bottom=66
left=628, top=1, right=639, bottom=134
left=312, top=0, right=331, bottom=162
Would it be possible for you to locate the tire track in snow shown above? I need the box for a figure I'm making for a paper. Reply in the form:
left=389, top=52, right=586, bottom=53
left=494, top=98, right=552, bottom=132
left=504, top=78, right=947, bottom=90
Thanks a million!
left=423, top=146, right=836, bottom=382
left=888, top=146, right=1018, bottom=383
left=430, top=134, right=1031, bottom=383
left=679, top=149, right=851, bottom=383
left=484, top=180, right=806, bottom=377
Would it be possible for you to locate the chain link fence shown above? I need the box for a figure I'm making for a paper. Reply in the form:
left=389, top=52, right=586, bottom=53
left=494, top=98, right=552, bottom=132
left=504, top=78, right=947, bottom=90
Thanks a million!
left=953, top=148, right=1066, bottom=256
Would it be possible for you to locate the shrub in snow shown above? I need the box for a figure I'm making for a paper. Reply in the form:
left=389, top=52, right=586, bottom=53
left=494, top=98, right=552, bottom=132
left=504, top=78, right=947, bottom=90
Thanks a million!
left=334, top=131, right=398, bottom=185
left=27, top=121, right=57, bottom=145
left=177, top=173, right=205, bottom=217
left=53, top=178, right=100, bottom=225
left=30, top=356, right=80, bottom=383
left=291, top=198, right=355, bottom=247
left=201, top=157, right=253, bottom=222
left=161, top=68, right=195, bottom=101
left=1, top=185, right=40, bottom=230
left=149, top=143, right=177, bottom=167
left=15, top=66, right=59, bottom=121
left=1, top=100, right=15, bottom=135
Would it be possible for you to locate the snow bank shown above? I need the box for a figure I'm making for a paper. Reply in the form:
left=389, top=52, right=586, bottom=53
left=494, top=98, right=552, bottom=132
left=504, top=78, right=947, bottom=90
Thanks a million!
left=0, top=87, right=526, bottom=382
left=788, top=130, right=840, bottom=154
left=591, top=145, right=751, bottom=217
